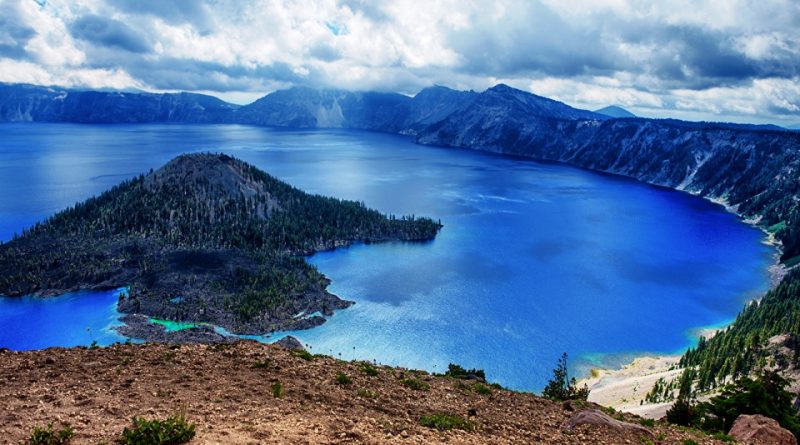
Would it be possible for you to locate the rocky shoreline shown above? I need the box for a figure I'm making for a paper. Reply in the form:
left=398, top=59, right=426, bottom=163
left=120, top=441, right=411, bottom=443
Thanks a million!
left=114, top=314, right=233, bottom=344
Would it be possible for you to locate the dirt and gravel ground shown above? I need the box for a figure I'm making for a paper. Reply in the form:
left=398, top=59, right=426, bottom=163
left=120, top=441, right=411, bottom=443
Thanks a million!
left=0, top=341, right=727, bottom=444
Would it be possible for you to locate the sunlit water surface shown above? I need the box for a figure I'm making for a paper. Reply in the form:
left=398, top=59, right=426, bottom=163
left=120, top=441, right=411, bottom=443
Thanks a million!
left=0, top=123, right=773, bottom=390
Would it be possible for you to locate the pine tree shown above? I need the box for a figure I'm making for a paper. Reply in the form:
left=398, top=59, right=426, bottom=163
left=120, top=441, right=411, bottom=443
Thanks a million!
left=542, top=352, right=589, bottom=401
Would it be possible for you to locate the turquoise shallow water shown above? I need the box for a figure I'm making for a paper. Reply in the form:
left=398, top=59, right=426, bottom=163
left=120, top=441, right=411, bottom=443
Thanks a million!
left=0, top=123, right=774, bottom=390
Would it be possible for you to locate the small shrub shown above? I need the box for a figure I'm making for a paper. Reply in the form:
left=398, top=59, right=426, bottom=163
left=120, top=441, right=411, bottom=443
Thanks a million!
left=27, top=423, right=74, bottom=445
left=600, top=405, right=617, bottom=416
left=291, top=349, right=314, bottom=361
left=357, top=388, right=379, bottom=399
left=444, top=363, right=486, bottom=380
left=336, top=372, right=352, bottom=385
left=360, top=362, right=379, bottom=376
left=251, top=358, right=270, bottom=369
left=639, top=418, right=655, bottom=428
left=419, top=413, right=475, bottom=432
left=271, top=381, right=284, bottom=398
left=711, top=433, right=735, bottom=443
left=401, top=378, right=430, bottom=391
left=473, top=383, right=492, bottom=395
left=119, top=414, right=195, bottom=445
left=682, top=440, right=698, bottom=445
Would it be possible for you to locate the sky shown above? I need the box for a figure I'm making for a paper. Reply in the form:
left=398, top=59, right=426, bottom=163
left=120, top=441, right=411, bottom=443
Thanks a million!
left=0, top=0, right=799, bottom=126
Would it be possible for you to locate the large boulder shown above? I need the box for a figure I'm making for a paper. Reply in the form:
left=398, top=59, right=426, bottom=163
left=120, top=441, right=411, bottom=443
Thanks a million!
left=729, top=414, right=797, bottom=445
left=274, top=335, right=306, bottom=351
left=561, top=409, right=654, bottom=438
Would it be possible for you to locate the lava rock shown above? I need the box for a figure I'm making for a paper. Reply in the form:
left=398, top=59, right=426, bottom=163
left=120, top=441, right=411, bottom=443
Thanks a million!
left=729, top=414, right=797, bottom=445
left=561, top=409, right=654, bottom=438
left=274, top=336, right=305, bottom=351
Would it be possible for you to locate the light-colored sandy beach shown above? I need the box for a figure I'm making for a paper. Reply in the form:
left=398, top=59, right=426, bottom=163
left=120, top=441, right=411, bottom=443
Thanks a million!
left=578, top=355, right=683, bottom=419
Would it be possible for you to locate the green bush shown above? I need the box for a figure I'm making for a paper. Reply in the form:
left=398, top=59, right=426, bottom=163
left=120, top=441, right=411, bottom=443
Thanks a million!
left=335, top=372, right=352, bottom=385
left=119, top=414, right=195, bottom=445
left=444, top=363, right=486, bottom=381
left=682, top=440, right=698, bottom=445
left=27, top=423, right=74, bottom=445
left=401, top=378, right=430, bottom=391
left=419, top=413, right=475, bottom=432
left=271, top=381, right=284, bottom=398
left=291, top=349, right=314, bottom=361
left=639, top=418, right=655, bottom=428
left=711, top=433, right=735, bottom=443
left=473, top=383, right=492, bottom=395
left=359, top=362, right=379, bottom=376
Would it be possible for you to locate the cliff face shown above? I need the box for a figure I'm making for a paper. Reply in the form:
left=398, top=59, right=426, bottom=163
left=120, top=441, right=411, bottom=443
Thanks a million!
left=2, top=82, right=799, bottom=260
left=233, top=87, right=412, bottom=131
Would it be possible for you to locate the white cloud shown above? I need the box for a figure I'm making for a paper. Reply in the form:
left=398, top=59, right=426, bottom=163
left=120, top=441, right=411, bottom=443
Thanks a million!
left=0, top=0, right=797, bottom=125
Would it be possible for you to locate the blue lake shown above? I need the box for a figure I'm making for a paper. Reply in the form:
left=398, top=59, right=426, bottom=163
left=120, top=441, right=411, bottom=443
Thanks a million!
left=0, top=123, right=774, bottom=390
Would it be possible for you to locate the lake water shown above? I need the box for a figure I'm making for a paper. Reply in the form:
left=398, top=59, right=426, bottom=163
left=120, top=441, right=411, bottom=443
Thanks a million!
left=0, top=123, right=774, bottom=390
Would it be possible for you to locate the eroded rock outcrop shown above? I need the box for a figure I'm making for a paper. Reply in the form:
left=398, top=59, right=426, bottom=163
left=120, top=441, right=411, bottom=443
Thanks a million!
left=562, top=409, right=655, bottom=438
left=729, top=414, right=797, bottom=445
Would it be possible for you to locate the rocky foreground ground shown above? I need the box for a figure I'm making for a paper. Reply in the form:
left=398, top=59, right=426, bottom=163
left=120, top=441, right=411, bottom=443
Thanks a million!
left=0, top=341, right=730, bottom=444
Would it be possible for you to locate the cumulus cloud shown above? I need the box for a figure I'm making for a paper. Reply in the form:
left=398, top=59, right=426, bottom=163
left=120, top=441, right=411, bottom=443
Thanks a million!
left=70, top=14, right=152, bottom=53
left=0, top=0, right=797, bottom=125
left=0, top=1, right=37, bottom=59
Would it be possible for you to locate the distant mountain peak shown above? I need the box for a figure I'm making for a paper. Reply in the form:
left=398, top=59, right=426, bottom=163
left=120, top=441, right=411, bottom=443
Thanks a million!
left=594, top=105, right=636, bottom=118
left=472, top=83, right=605, bottom=121
left=487, top=83, right=516, bottom=93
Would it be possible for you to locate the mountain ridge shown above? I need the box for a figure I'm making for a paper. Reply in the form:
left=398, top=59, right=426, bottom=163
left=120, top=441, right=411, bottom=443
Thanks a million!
left=2, top=82, right=799, bottom=263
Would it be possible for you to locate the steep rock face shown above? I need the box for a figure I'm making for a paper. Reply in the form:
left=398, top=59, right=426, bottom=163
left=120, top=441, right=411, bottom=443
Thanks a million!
left=402, top=85, right=478, bottom=134
left=235, top=86, right=411, bottom=131
left=234, top=86, right=343, bottom=128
